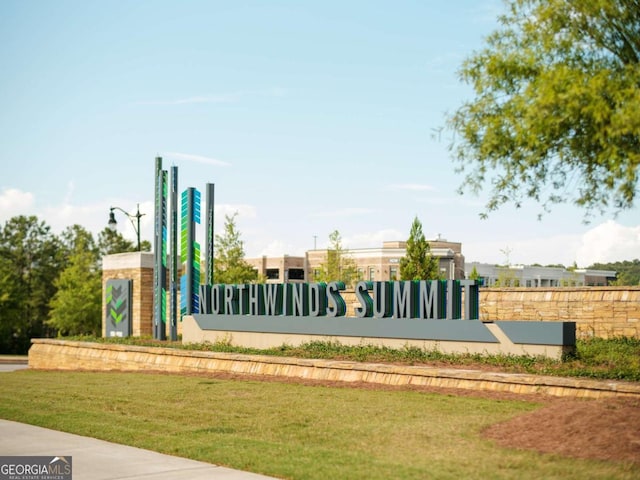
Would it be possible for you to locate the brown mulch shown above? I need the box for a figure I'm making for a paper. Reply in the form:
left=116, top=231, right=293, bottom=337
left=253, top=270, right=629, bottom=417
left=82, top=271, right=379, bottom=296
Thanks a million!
left=186, top=369, right=640, bottom=465
left=483, top=397, right=640, bottom=465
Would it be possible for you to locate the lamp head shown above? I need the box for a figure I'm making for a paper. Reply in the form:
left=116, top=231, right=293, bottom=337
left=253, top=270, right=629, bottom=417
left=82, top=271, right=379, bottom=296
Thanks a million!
left=108, top=209, right=117, bottom=230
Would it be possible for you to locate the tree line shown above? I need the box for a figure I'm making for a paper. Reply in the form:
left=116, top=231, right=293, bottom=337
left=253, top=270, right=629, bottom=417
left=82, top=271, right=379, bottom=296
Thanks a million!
left=0, top=214, right=440, bottom=354
left=1, top=212, right=637, bottom=354
left=0, top=215, right=149, bottom=354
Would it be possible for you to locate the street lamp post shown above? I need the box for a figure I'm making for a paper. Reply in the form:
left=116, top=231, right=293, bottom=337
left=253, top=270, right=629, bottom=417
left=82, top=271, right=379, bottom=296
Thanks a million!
left=108, top=204, right=144, bottom=251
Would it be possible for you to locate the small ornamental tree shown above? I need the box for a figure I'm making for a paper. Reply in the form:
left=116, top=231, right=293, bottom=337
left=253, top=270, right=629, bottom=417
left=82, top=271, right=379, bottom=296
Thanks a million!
left=399, top=217, right=440, bottom=281
left=213, top=212, right=258, bottom=284
left=314, top=230, right=359, bottom=287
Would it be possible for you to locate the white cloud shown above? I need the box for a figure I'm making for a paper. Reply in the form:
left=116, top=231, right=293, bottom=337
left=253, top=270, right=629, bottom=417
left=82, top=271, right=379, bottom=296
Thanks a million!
left=215, top=204, right=257, bottom=220
left=0, top=188, right=35, bottom=222
left=464, top=234, right=582, bottom=267
left=343, top=229, right=405, bottom=249
left=463, top=220, right=640, bottom=267
left=576, top=220, right=640, bottom=265
left=254, top=239, right=304, bottom=258
left=163, top=152, right=231, bottom=167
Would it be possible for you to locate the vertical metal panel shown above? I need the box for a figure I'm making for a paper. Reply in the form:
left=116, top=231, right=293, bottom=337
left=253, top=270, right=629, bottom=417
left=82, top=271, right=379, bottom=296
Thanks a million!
left=180, top=187, right=201, bottom=315
left=154, top=168, right=168, bottom=340
left=205, top=183, right=215, bottom=286
left=170, top=165, right=178, bottom=341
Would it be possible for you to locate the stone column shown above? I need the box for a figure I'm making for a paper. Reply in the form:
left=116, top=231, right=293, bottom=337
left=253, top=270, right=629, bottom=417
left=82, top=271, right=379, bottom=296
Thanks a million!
left=102, top=252, right=155, bottom=337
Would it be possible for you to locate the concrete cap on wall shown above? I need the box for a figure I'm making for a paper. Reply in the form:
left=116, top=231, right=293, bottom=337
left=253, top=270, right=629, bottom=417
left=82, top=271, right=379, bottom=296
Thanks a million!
left=102, top=252, right=155, bottom=270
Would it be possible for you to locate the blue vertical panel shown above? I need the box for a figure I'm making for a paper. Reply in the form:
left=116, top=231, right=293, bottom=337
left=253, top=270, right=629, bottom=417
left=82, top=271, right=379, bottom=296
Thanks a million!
left=192, top=189, right=201, bottom=313
left=180, top=189, right=189, bottom=317
left=180, top=188, right=201, bottom=316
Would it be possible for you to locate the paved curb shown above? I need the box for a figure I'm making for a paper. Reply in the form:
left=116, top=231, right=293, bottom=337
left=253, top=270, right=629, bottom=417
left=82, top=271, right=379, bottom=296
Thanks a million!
left=0, top=355, right=28, bottom=364
left=28, top=339, right=640, bottom=399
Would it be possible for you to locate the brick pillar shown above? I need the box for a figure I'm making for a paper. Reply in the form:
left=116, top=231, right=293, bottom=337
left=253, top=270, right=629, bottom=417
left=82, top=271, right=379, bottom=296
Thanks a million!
left=102, top=252, right=155, bottom=337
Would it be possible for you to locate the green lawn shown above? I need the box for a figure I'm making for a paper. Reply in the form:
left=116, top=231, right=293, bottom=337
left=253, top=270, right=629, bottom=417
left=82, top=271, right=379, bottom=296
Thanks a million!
left=0, top=370, right=637, bottom=479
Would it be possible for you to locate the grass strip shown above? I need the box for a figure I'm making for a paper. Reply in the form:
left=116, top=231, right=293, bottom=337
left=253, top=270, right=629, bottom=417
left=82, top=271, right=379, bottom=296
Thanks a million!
left=0, top=370, right=637, bottom=479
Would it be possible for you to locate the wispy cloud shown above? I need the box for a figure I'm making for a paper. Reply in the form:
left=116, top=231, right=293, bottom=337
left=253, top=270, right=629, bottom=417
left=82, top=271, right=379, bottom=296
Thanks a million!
left=136, top=88, right=287, bottom=106
left=136, top=94, right=239, bottom=106
left=387, top=183, right=434, bottom=192
left=310, top=207, right=375, bottom=218
left=163, top=152, right=231, bottom=167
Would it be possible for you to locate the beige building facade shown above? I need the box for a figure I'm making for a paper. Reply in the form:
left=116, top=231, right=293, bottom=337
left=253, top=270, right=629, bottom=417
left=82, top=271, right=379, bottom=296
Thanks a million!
left=246, top=239, right=465, bottom=283
left=466, top=262, right=616, bottom=287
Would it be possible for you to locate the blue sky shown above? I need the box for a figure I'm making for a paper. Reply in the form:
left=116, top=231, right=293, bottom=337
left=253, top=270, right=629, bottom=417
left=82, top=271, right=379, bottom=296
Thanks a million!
left=1, top=0, right=638, bottom=267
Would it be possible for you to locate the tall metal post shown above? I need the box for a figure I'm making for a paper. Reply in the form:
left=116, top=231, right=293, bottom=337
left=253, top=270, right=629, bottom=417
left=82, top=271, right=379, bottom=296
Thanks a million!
left=205, top=183, right=215, bottom=286
left=169, top=166, right=178, bottom=340
left=154, top=160, right=167, bottom=340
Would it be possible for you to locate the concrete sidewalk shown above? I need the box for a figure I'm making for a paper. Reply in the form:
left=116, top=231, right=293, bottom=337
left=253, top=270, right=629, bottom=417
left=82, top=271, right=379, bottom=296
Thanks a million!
left=0, top=419, right=279, bottom=480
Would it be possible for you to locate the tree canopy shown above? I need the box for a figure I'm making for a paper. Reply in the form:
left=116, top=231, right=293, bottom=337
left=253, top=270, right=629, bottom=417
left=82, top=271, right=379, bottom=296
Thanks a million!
left=48, top=232, right=102, bottom=336
left=589, top=259, right=640, bottom=285
left=0, top=216, right=143, bottom=352
left=448, top=0, right=640, bottom=218
left=399, top=217, right=440, bottom=281
left=0, top=216, right=62, bottom=352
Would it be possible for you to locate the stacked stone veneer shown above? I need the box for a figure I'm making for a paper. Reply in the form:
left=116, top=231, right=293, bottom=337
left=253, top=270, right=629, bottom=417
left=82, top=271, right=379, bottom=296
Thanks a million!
left=341, top=287, right=640, bottom=339
left=102, top=252, right=155, bottom=337
left=480, top=287, right=640, bottom=339
left=29, top=339, right=640, bottom=399
left=102, top=252, right=183, bottom=338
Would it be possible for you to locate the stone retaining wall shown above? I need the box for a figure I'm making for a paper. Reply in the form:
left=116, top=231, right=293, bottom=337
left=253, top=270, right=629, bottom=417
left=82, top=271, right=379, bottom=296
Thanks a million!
left=340, top=286, right=640, bottom=339
left=479, top=287, right=640, bottom=338
left=29, top=339, right=640, bottom=400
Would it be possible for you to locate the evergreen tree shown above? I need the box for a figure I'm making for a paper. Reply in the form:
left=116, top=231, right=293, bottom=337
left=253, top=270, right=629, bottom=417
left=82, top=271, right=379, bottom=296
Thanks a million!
left=97, top=227, right=139, bottom=256
left=468, top=265, right=480, bottom=280
left=213, top=213, right=258, bottom=284
left=0, top=216, right=62, bottom=353
left=399, top=217, right=440, bottom=281
left=47, top=234, right=102, bottom=336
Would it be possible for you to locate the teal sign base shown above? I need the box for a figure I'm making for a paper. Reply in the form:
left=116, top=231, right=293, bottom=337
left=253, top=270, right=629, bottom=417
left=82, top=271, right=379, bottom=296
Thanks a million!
left=191, top=314, right=576, bottom=347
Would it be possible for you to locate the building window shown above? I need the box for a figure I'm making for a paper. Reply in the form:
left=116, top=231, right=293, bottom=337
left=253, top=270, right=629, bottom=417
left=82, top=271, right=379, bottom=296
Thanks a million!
left=266, top=268, right=279, bottom=280
left=390, top=267, right=398, bottom=281
left=288, top=268, right=304, bottom=281
left=369, top=267, right=375, bottom=281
